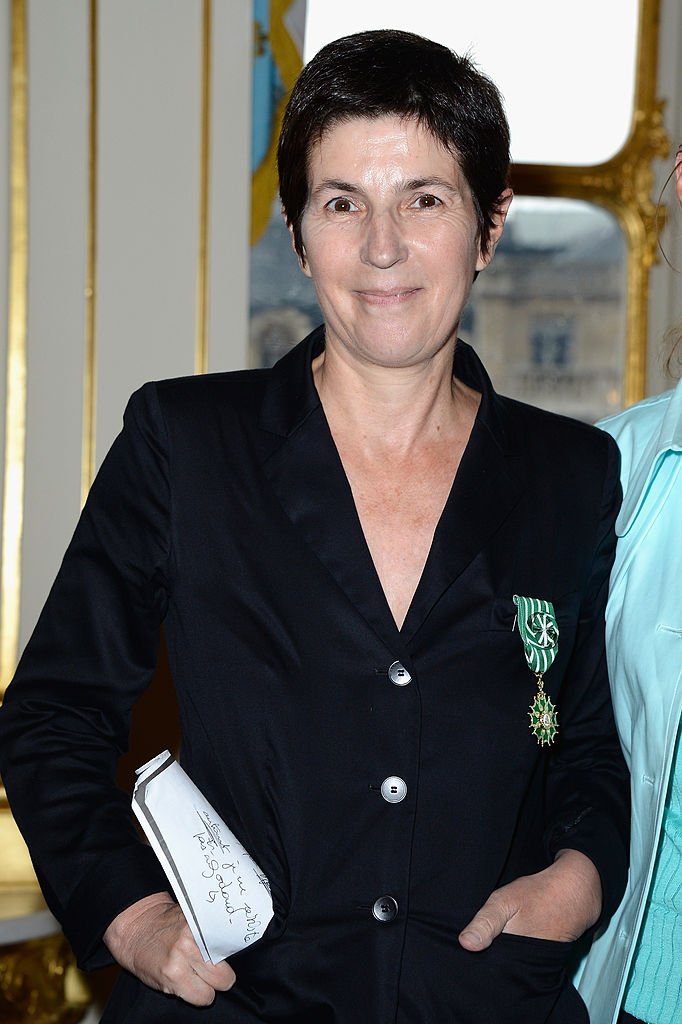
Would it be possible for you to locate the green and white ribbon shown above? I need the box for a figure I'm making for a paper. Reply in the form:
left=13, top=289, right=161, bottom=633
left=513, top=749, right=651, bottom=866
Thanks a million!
left=513, top=595, right=559, bottom=675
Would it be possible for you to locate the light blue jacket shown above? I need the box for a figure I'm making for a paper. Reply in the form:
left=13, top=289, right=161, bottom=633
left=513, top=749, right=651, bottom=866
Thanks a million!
left=575, top=378, right=682, bottom=1024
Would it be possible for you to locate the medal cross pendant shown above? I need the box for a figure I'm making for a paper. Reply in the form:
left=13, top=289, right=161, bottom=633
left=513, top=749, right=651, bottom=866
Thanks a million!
left=529, top=672, right=559, bottom=746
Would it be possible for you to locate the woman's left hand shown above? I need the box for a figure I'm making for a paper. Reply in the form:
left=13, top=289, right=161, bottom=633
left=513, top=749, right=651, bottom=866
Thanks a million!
left=458, top=848, right=602, bottom=951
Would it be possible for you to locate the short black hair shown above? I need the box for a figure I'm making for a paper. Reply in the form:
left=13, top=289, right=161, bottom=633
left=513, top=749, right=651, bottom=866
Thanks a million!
left=278, top=29, right=510, bottom=260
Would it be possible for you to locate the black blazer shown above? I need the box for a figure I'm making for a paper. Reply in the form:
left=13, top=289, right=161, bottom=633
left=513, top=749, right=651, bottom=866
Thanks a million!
left=0, top=328, right=629, bottom=1023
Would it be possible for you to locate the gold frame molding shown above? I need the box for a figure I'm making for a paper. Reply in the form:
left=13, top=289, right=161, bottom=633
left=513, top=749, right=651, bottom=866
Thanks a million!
left=1, top=0, right=28, bottom=700
left=195, top=0, right=212, bottom=376
left=80, top=0, right=99, bottom=505
left=0, top=4, right=37, bottom=885
left=509, top=0, right=669, bottom=407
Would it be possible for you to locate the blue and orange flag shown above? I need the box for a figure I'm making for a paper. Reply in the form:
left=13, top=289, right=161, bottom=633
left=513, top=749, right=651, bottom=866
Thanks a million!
left=251, top=0, right=304, bottom=246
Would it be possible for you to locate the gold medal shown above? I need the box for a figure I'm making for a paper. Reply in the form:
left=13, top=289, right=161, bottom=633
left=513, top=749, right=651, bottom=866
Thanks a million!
left=528, top=673, right=559, bottom=746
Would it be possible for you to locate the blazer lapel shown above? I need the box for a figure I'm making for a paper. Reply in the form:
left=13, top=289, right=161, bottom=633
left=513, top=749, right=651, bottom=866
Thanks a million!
left=259, top=328, right=400, bottom=646
left=400, top=414, right=523, bottom=642
left=401, top=342, right=524, bottom=641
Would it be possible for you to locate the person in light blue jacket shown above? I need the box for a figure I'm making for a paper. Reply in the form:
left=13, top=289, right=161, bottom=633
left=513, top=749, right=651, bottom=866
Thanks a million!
left=576, top=149, right=682, bottom=1024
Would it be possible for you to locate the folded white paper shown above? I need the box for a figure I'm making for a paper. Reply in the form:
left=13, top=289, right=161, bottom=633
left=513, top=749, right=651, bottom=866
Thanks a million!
left=132, top=750, right=273, bottom=964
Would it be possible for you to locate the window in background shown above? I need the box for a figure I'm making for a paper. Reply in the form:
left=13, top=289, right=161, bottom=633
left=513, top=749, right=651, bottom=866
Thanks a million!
left=462, top=197, right=626, bottom=422
left=531, top=322, right=575, bottom=371
left=303, top=0, right=638, bottom=167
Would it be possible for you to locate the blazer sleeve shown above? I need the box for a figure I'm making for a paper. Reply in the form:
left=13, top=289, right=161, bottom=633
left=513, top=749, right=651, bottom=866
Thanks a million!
left=0, top=382, right=173, bottom=969
left=543, top=432, right=630, bottom=927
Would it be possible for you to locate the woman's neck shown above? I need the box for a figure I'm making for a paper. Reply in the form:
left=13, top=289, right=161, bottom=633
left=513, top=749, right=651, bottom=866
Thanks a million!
left=312, top=341, right=479, bottom=456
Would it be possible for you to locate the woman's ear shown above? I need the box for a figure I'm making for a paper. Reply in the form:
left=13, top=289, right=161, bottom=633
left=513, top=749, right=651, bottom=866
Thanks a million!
left=282, top=207, right=310, bottom=275
left=476, top=188, right=514, bottom=272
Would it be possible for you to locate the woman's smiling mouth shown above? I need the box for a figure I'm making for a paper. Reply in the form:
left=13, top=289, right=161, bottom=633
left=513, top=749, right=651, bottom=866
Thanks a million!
left=355, top=288, right=421, bottom=306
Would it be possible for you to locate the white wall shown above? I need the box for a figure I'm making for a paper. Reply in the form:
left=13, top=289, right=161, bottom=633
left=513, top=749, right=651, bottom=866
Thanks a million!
left=22, top=0, right=88, bottom=646
left=0, top=0, right=252, bottom=662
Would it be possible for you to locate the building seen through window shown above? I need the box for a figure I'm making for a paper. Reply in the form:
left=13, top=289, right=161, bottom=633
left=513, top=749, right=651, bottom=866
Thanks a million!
left=461, top=197, right=626, bottom=423
left=531, top=317, right=575, bottom=369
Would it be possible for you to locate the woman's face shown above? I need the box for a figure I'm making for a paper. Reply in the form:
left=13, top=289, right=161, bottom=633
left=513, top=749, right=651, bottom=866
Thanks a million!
left=296, top=115, right=511, bottom=372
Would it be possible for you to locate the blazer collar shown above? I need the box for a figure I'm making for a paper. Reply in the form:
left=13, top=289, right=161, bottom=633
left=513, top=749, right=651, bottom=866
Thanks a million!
left=259, top=328, right=523, bottom=647
left=614, top=377, right=682, bottom=536
left=259, top=324, right=516, bottom=450
left=258, top=325, right=326, bottom=439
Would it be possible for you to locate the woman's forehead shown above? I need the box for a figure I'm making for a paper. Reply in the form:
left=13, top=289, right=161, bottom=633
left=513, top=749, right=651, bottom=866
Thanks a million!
left=308, top=115, right=463, bottom=179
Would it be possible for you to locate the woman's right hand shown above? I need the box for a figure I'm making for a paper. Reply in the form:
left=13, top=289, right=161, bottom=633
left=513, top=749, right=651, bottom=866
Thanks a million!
left=103, top=891, right=236, bottom=1006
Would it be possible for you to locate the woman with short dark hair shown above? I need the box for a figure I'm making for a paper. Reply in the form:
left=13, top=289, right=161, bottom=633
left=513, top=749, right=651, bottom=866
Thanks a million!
left=0, top=30, right=629, bottom=1023
left=277, top=30, right=510, bottom=265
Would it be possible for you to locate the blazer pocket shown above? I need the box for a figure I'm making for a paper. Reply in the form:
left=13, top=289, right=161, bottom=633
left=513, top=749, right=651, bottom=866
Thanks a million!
left=451, top=932, right=582, bottom=1024
left=487, top=932, right=578, bottom=1014
left=493, top=930, right=575, bottom=961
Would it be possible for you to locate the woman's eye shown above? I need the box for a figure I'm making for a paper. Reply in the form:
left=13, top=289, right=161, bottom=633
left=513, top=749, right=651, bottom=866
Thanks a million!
left=412, top=194, right=440, bottom=209
left=326, top=197, right=357, bottom=213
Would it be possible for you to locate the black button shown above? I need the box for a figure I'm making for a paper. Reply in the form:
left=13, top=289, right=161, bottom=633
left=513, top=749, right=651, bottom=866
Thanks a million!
left=372, top=895, right=398, bottom=922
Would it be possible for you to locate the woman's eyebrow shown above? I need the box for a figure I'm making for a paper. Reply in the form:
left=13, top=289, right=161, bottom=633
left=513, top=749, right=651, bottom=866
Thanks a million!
left=309, top=175, right=461, bottom=200
left=311, top=179, right=359, bottom=197
left=402, top=176, right=459, bottom=194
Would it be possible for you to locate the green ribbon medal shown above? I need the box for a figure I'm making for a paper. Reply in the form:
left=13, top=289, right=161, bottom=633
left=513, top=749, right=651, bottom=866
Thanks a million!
left=513, top=595, right=559, bottom=746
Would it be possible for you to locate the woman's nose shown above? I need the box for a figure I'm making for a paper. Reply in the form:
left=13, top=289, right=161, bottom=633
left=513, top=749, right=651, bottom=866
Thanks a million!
left=360, top=211, right=408, bottom=269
